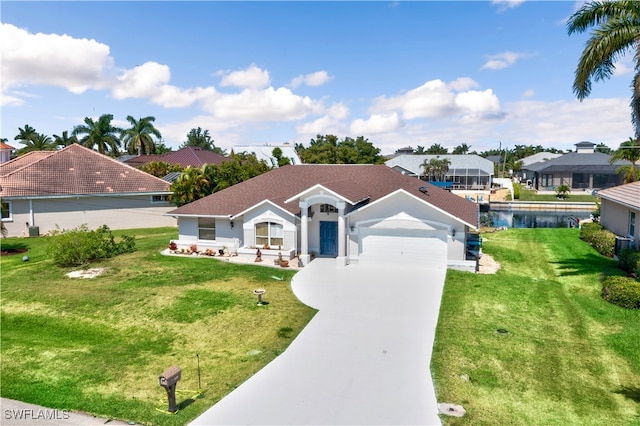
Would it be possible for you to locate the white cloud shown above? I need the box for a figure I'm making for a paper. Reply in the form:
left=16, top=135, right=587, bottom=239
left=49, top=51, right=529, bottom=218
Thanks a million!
left=203, top=87, right=323, bottom=121
left=491, top=0, right=526, bottom=12
left=1, top=23, right=113, bottom=99
left=481, top=51, right=525, bottom=70
left=112, top=62, right=171, bottom=99
left=455, top=89, right=501, bottom=118
left=369, top=78, right=502, bottom=121
left=522, top=89, right=535, bottom=97
left=290, top=71, right=332, bottom=88
left=219, top=64, right=270, bottom=89
left=350, top=113, right=403, bottom=135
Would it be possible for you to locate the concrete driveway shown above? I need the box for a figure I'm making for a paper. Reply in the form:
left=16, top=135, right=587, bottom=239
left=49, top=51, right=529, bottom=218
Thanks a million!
left=190, top=258, right=446, bottom=425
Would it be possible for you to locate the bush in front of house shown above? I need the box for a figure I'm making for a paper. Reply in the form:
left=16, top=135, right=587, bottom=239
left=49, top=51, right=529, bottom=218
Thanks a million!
left=601, top=276, right=640, bottom=309
left=50, top=224, right=136, bottom=267
left=580, top=222, right=615, bottom=257
left=617, top=249, right=640, bottom=278
left=513, top=184, right=520, bottom=200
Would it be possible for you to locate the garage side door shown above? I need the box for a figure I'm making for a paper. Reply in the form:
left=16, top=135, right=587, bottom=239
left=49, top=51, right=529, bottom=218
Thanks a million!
left=359, top=229, right=447, bottom=268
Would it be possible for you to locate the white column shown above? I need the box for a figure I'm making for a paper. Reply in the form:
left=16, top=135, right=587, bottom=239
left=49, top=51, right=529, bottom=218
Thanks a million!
left=299, top=200, right=310, bottom=266
left=336, top=201, right=347, bottom=266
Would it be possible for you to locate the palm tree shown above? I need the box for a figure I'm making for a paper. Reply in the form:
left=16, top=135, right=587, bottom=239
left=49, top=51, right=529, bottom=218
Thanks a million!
left=53, top=130, right=78, bottom=149
left=16, top=133, right=56, bottom=155
left=421, top=156, right=451, bottom=181
left=169, top=166, right=214, bottom=207
left=72, top=114, right=122, bottom=156
left=14, top=124, right=38, bottom=145
left=567, top=1, right=640, bottom=135
left=610, top=137, right=640, bottom=183
left=121, top=115, right=162, bottom=155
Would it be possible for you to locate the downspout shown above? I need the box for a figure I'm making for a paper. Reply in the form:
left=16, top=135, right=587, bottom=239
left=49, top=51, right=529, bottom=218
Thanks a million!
left=29, top=199, right=34, bottom=227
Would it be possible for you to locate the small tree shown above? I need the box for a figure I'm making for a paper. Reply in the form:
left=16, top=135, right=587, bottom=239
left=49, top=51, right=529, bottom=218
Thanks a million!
left=555, top=184, right=570, bottom=199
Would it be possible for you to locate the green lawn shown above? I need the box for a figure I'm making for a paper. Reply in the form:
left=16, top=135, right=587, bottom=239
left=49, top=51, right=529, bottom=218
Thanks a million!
left=0, top=227, right=316, bottom=425
left=3, top=227, right=639, bottom=425
left=432, top=228, right=640, bottom=425
left=517, top=187, right=598, bottom=202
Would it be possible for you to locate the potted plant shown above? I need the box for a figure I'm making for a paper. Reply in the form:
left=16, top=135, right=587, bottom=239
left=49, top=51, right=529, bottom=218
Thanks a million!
left=278, top=251, right=289, bottom=267
left=168, top=241, right=177, bottom=251
left=190, top=243, right=199, bottom=254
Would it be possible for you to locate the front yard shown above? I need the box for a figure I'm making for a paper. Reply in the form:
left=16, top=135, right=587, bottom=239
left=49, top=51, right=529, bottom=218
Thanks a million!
left=432, top=228, right=640, bottom=425
left=1, top=227, right=638, bottom=425
left=0, top=227, right=316, bottom=425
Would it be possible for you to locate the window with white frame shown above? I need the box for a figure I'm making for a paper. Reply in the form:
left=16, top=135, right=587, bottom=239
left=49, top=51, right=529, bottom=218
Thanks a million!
left=1, top=201, right=11, bottom=221
left=255, top=221, right=283, bottom=247
left=198, top=218, right=216, bottom=240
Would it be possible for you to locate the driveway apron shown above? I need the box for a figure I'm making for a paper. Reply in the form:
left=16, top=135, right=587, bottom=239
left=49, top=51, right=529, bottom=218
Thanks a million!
left=190, top=258, right=446, bottom=425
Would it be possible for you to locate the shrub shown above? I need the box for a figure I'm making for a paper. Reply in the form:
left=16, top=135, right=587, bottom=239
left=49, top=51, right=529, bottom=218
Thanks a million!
left=602, top=276, right=640, bottom=309
left=580, top=222, right=602, bottom=241
left=617, top=249, right=640, bottom=277
left=50, top=224, right=136, bottom=267
left=555, top=184, right=570, bottom=199
left=512, top=184, right=520, bottom=200
left=580, top=223, right=615, bottom=257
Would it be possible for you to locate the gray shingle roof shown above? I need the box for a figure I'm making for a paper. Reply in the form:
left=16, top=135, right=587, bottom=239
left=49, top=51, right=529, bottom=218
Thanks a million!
left=525, top=152, right=629, bottom=173
left=168, top=164, right=479, bottom=228
left=0, top=144, right=171, bottom=198
left=124, top=147, right=227, bottom=168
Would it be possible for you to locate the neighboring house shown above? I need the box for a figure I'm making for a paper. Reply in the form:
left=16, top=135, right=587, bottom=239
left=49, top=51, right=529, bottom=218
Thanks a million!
left=232, top=143, right=301, bottom=167
left=166, top=164, right=479, bottom=270
left=517, top=152, right=562, bottom=184
left=597, top=181, right=640, bottom=250
left=524, top=142, right=628, bottom=191
left=385, top=155, right=494, bottom=190
left=1, top=142, right=15, bottom=164
left=0, top=144, right=176, bottom=237
left=122, top=146, right=227, bottom=169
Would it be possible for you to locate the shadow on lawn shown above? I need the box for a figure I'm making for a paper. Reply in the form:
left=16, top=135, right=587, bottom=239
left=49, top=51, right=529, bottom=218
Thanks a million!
left=614, top=385, right=640, bottom=402
left=0, top=241, right=29, bottom=256
left=552, top=253, right=619, bottom=277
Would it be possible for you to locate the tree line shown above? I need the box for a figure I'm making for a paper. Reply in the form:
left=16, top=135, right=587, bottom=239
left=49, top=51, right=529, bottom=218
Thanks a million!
left=5, top=114, right=226, bottom=157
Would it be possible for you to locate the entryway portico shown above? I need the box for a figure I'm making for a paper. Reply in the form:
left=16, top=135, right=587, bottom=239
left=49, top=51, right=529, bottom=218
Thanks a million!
left=290, top=187, right=350, bottom=267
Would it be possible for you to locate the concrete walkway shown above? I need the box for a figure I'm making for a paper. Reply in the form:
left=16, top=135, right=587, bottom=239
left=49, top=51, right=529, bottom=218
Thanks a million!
left=190, top=258, right=446, bottom=425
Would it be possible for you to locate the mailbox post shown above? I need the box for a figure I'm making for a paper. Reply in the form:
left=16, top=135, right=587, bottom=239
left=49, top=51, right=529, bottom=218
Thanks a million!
left=159, top=365, right=182, bottom=413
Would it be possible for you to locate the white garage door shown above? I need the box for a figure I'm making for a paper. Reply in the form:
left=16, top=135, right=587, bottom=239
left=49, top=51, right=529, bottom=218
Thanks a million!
left=359, top=229, right=448, bottom=268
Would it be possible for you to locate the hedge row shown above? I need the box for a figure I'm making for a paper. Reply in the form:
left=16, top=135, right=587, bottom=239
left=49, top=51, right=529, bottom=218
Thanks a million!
left=617, top=249, right=640, bottom=278
left=580, top=222, right=615, bottom=257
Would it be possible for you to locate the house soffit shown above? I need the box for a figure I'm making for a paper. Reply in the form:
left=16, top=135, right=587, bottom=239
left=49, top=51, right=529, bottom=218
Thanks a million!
left=284, top=184, right=356, bottom=205
left=231, top=199, right=298, bottom=221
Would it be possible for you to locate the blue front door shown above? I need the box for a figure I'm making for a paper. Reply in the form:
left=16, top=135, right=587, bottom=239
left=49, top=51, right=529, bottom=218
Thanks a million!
left=319, top=221, right=338, bottom=257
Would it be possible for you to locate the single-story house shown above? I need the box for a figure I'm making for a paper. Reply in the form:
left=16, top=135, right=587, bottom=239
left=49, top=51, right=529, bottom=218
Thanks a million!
left=0, top=144, right=176, bottom=237
left=524, top=142, right=629, bottom=191
left=385, top=154, right=494, bottom=190
left=517, top=152, right=562, bottom=184
left=166, top=164, right=479, bottom=270
left=597, top=181, right=639, bottom=251
left=232, top=143, right=301, bottom=167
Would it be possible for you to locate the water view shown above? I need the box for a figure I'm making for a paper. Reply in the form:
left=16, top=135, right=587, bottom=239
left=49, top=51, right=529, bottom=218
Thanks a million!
left=481, top=210, right=596, bottom=229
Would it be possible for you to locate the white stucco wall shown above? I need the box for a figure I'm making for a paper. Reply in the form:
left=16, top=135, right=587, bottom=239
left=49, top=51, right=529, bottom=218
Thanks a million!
left=601, top=199, right=639, bottom=249
left=347, top=192, right=468, bottom=262
left=2, top=195, right=176, bottom=237
left=242, top=205, right=297, bottom=250
left=176, top=216, right=243, bottom=249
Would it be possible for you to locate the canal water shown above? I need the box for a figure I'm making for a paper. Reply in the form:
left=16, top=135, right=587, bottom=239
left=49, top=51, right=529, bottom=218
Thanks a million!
left=480, top=210, right=595, bottom=229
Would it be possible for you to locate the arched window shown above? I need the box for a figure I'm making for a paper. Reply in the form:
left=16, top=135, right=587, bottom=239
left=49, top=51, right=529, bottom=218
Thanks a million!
left=255, top=222, right=283, bottom=247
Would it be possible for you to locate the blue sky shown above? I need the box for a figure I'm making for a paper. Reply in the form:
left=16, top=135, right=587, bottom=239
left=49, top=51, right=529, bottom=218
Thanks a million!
left=1, top=1, right=635, bottom=155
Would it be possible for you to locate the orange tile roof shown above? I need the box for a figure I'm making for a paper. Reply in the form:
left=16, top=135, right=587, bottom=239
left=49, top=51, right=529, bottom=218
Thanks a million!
left=0, top=142, right=15, bottom=150
left=168, top=164, right=478, bottom=227
left=0, top=144, right=171, bottom=197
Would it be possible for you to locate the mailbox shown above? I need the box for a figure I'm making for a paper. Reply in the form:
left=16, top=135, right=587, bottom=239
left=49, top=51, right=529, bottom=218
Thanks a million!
left=159, top=365, right=181, bottom=387
left=159, top=365, right=181, bottom=413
